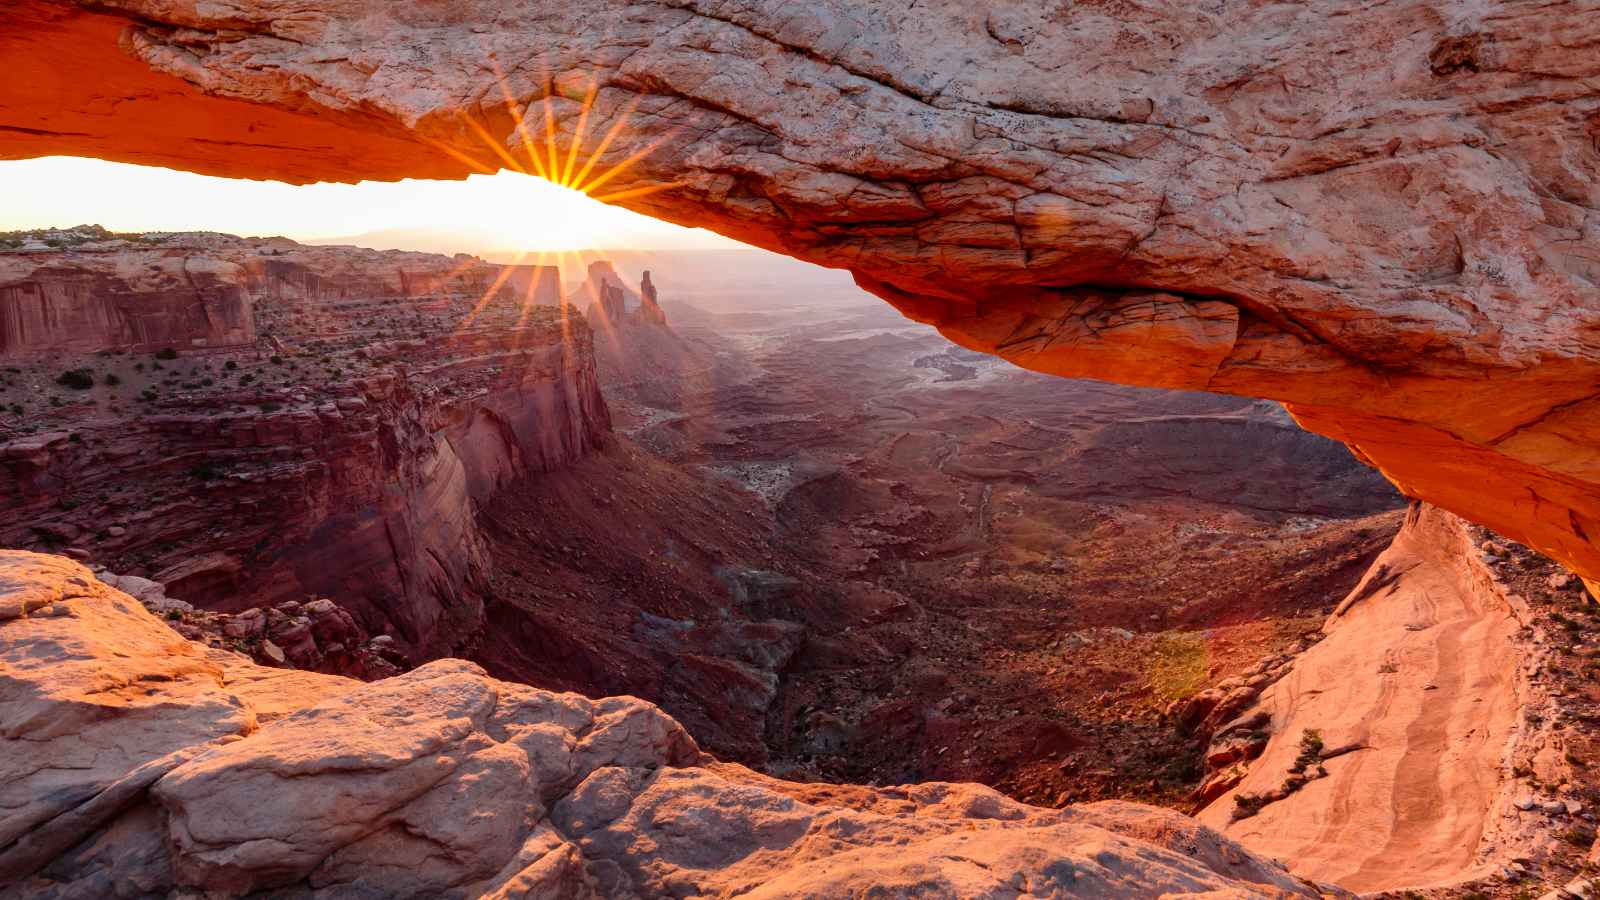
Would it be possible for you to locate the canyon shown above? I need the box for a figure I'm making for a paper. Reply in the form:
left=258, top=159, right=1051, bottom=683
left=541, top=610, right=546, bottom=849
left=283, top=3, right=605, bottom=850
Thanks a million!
left=3, top=0, right=1600, bottom=896
left=1, top=227, right=601, bottom=661
left=5, top=0, right=1600, bottom=593
left=0, top=232, right=1416, bottom=896
left=4, top=231, right=1599, bottom=897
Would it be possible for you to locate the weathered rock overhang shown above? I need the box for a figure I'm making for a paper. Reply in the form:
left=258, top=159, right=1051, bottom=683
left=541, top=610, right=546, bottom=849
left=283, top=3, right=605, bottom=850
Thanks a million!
left=4, top=0, right=1599, bottom=585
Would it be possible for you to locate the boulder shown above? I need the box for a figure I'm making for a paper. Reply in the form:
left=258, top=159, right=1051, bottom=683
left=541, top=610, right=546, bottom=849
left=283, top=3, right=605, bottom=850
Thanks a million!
left=1197, top=686, right=1264, bottom=739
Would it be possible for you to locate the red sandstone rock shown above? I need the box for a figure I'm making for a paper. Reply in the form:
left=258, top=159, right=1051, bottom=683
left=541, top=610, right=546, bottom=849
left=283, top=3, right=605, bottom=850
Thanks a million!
left=0, top=232, right=609, bottom=658
left=1197, top=504, right=1526, bottom=891
left=0, top=550, right=1333, bottom=897
left=4, top=0, right=1597, bottom=585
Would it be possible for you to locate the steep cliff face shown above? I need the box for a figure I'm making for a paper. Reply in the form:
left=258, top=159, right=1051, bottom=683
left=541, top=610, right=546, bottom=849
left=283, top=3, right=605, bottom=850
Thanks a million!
left=0, top=231, right=565, bottom=358
left=5, top=0, right=1597, bottom=588
left=0, top=248, right=254, bottom=356
left=0, top=233, right=609, bottom=657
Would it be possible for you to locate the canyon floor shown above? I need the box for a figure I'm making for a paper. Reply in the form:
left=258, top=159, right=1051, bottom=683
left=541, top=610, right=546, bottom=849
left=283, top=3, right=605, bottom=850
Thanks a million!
left=578, top=294, right=1404, bottom=806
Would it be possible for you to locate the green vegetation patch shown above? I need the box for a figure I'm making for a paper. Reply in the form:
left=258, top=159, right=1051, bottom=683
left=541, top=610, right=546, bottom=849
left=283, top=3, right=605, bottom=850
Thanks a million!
left=1148, top=631, right=1210, bottom=702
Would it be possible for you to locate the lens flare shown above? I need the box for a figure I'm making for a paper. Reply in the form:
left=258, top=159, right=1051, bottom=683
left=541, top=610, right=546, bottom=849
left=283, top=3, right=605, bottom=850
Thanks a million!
left=436, top=68, right=691, bottom=344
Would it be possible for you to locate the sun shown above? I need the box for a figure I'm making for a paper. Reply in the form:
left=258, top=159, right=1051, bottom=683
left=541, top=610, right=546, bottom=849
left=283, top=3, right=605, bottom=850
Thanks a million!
left=417, top=67, right=706, bottom=332
left=426, top=68, right=684, bottom=205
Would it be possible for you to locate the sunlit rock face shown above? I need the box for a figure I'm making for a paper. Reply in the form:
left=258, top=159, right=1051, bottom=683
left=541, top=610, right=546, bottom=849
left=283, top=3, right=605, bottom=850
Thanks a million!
left=0, top=549, right=1332, bottom=897
left=4, top=0, right=1599, bottom=584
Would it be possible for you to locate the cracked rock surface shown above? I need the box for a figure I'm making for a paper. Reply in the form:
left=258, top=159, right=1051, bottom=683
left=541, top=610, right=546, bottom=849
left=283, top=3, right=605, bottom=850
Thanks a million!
left=4, top=1, right=1600, bottom=586
left=0, top=549, right=1329, bottom=897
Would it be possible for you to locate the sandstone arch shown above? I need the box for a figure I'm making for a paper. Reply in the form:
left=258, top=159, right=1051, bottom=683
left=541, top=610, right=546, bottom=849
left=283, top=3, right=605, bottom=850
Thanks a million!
left=5, top=0, right=1599, bottom=584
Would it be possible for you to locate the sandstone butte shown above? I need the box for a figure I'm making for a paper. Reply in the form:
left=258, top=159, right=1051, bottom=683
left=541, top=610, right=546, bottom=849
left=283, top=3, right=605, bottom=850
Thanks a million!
left=4, top=0, right=1599, bottom=596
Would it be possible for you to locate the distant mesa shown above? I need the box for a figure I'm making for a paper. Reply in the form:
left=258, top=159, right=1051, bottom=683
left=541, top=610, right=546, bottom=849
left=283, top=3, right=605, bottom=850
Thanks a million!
left=0, top=226, right=563, bottom=359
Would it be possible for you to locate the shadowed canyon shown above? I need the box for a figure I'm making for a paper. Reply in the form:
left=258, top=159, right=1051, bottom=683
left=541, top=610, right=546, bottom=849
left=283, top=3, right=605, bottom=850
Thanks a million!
left=3, top=2, right=1600, bottom=898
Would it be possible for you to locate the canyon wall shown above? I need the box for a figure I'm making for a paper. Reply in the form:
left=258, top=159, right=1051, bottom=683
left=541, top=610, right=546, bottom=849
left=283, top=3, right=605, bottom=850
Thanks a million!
left=5, top=0, right=1597, bottom=588
left=0, top=549, right=1334, bottom=898
left=0, top=247, right=255, bottom=357
left=1194, top=504, right=1528, bottom=890
left=0, top=232, right=609, bottom=658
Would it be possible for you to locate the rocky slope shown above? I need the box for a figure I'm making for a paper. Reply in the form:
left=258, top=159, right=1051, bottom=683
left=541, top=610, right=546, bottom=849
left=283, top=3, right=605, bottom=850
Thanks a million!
left=6, top=0, right=1599, bottom=590
left=1176, top=504, right=1600, bottom=897
left=1188, top=504, right=1524, bottom=890
left=0, top=229, right=607, bottom=659
left=0, top=549, right=1334, bottom=898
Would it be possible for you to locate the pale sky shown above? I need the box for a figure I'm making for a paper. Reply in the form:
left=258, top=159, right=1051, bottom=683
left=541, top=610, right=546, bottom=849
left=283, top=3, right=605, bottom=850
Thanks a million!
left=0, top=157, right=745, bottom=254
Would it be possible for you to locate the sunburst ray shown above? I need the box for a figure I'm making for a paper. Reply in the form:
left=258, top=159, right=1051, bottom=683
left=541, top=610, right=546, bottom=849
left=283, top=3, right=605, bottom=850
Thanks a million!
left=559, top=77, right=601, bottom=188
left=590, top=180, right=687, bottom=205
left=492, top=62, right=553, bottom=181
left=573, top=127, right=684, bottom=198
left=458, top=111, right=529, bottom=176
left=458, top=250, right=528, bottom=332
left=567, top=94, right=643, bottom=194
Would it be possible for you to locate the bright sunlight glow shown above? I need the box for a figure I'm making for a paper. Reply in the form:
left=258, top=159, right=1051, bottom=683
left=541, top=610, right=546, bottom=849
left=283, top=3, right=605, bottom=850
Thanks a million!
left=0, top=157, right=743, bottom=255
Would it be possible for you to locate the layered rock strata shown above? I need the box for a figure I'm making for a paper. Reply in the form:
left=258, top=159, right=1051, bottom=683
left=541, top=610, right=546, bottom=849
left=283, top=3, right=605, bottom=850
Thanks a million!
left=1196, top=504, right=1527, bottom=891
left=4, top=0, right=1599, bottom=583
left=0, top=231, right=608, bottom=658
left=0, top=226, right=563, bottom=358
left=0, top=549, right=1334, bottom=898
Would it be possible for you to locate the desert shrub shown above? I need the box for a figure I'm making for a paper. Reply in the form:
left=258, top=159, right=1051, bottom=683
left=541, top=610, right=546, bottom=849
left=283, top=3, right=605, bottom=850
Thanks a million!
left=103, top=373, right=121, bottom=387
left=155, top=348, right=178, bottom=360
left=224, top=360, right=238, bottom=370
left=1290, top=730, right=1324, bottom=773
left=55, top=369, right=95, bottom=390
left=1231, top=793, right=1266, bottom=821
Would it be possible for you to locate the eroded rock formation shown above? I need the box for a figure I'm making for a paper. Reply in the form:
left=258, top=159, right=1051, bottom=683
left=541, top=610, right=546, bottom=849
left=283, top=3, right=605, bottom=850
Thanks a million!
left=0, top=549, right=1333, bottom=898
left=1195, top=504, right=1528, bottom=890
left=0, top=231, right=608, bottom=658
left=4, top=0, right=1599, bottom=585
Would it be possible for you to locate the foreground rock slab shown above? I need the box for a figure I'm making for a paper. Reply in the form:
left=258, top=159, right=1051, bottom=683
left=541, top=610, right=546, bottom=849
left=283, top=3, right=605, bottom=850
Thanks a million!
left=1197, top=505, right=1525, bottom=891
left=0, top=549, right=1329, bottom=897
left=4, top=0, right=1600, bottom=587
